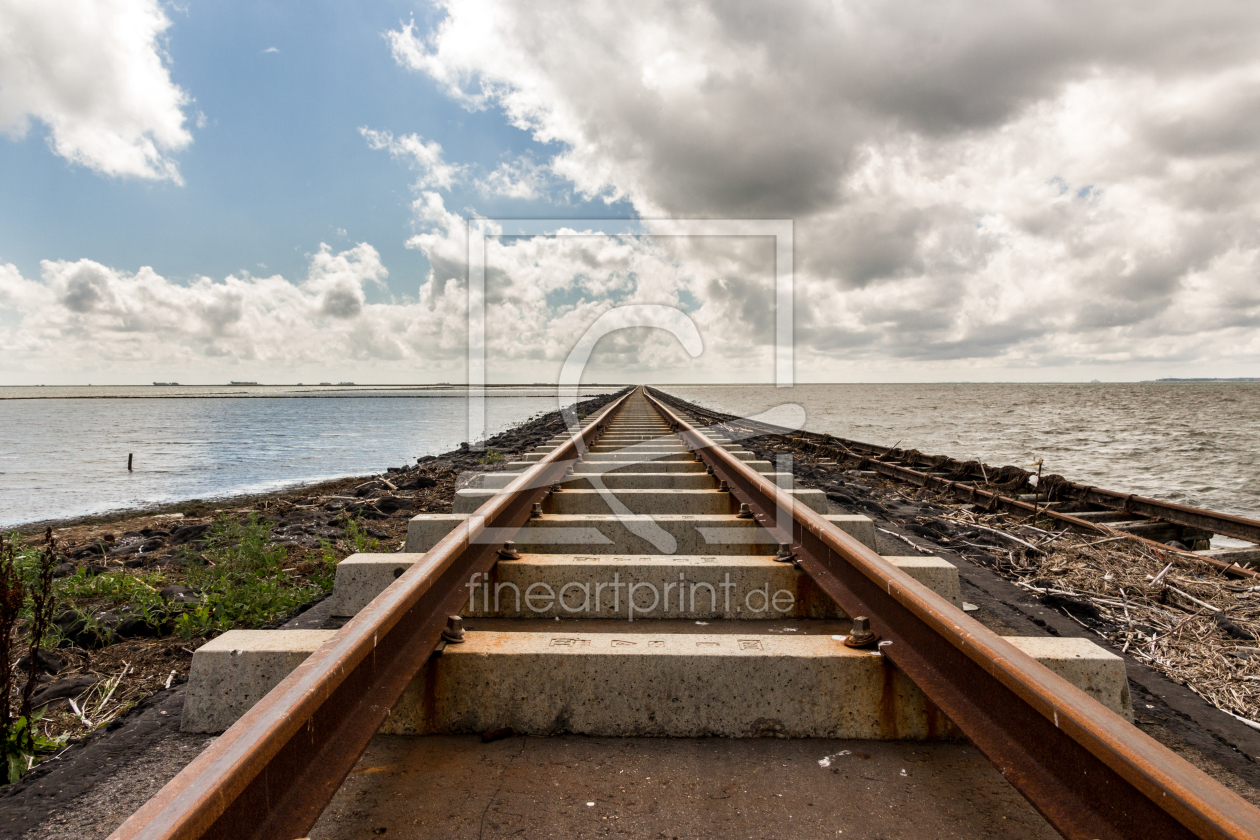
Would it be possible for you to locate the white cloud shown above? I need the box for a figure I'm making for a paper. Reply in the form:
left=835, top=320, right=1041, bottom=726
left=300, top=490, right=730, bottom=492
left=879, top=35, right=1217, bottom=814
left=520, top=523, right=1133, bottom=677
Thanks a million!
left=362, top=124, right=552, bottom=203
left=475, top=158, right=547, bottom=199
left=0, top=0, right=193, bottom=182
left=262, top=46, right=279, bottom=54
left=0, top=233, right=752, bottom=382
left=360, top=127, right=463, bottom=190
left=384, top=0, right=1260, bottom=378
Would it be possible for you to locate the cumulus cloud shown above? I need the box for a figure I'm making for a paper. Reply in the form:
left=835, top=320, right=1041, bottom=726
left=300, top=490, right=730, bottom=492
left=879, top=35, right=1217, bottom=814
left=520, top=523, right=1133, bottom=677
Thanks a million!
left=360, top=127, right=464, bottom=190
left=385, top=0, right=1260, bottom=377
left=475, top=158, right=547, bottom=199
left=0, top=231, right=763, bottom=382
left=0, top=0, right=193, bottom=182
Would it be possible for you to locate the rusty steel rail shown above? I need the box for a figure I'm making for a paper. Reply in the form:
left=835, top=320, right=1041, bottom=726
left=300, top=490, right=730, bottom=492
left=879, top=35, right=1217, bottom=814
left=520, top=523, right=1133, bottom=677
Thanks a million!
left=652, top=391, right=1260, bottom=546
left=645, top=387, right=1260, bottom=840
left=107, top=388, right=633, bottom=840
left=649, top=390, right=1260, bottom=578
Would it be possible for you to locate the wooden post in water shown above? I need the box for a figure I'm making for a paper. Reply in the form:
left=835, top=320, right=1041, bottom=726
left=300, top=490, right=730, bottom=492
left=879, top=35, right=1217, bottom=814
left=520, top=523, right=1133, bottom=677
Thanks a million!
left=128, top=453, right=133, bottom=472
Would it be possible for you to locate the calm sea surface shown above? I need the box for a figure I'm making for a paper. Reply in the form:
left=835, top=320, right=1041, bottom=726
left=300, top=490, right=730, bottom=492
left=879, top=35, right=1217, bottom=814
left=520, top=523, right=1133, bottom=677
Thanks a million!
left=661, top=383, right=1260, bottom=524
left=0, top=386, right=614, bottom=528
left=1, top=383, right=1256, bottom=532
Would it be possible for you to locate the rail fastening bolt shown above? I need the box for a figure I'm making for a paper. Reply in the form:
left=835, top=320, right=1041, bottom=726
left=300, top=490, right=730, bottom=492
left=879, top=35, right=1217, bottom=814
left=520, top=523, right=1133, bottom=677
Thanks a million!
left=719, top=480, right=730, bottom=492
left=441, top=615, right=466, bottom=644
left=498, top=541, right=521, bottom=559
left=844, top=616, right=880, bottom=649
left=531, top=502, right=543, bottom=518
left=774, top=543, right=795, bottom=563
left=736, top=503, right=754, bottom=519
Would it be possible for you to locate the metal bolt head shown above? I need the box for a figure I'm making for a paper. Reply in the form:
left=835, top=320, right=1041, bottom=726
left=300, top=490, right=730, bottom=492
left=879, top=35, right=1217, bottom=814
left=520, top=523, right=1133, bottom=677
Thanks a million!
left=774, top=543, right=795, bottom=563
left=551, top=483, right=563, bottom=492
left=705, top=465, right=715, bottom=475
left=719, top=480, right=730, bottom=492
left=531, top=502, right=543, bottom=518
left=736, top=502, right=754, bottom=519
left=844, top=616, right=880, bottom=648
left=498, top=541, right=520, bottom=559
left=441, top=615, right=466, bottom=643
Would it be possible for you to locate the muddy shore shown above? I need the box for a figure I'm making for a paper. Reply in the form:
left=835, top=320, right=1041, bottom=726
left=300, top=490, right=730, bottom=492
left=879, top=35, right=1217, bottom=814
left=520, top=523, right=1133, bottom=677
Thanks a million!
left=4, top=385, right=1260, bottom=838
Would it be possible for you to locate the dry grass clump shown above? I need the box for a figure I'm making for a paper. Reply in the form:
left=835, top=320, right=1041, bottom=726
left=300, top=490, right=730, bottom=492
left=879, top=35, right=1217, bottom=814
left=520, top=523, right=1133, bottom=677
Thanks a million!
left=937, top=502, right=1260, bottom=724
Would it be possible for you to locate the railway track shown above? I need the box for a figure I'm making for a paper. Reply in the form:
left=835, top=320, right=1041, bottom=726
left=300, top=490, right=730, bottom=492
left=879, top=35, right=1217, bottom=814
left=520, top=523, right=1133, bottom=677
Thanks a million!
left=648, top=388, right=1260, bottom=578
left=110, top=386, right=1260, bottom=840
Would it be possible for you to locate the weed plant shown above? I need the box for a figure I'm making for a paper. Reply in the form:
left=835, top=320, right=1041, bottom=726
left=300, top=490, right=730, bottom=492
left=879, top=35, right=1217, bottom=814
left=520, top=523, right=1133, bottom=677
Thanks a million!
left=173, top=514, right=327, bottom=638
left=0, top=532, right=66, bottom=783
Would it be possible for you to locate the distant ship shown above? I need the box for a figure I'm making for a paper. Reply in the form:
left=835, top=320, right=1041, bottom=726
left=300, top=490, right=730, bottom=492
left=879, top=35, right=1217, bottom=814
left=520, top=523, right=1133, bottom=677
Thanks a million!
left=337, top=381, right=355, bottom=386
left=319, top=382, right=332, bottom=385
left=230, top=381, right=259, bottom=385
left=153, top=382, right=180, bottom=386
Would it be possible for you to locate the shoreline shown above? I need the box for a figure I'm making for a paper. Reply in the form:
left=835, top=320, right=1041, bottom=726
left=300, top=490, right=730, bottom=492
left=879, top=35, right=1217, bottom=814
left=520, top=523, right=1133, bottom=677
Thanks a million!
left=7, top=388, right=627, bottom=538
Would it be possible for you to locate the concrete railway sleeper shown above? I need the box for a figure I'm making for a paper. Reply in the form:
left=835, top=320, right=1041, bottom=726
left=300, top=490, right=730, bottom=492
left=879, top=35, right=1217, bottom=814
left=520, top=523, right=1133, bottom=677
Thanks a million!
left=109, top=387, right=1260, bottom=840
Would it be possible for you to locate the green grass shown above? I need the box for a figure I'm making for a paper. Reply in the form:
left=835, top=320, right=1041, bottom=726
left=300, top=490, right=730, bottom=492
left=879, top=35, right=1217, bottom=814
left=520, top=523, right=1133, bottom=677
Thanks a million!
left=173, top=514, right=324, bottom=638
left=6, top=512, right=364, bottom=644
left=477, top=448, right=505, bottom=465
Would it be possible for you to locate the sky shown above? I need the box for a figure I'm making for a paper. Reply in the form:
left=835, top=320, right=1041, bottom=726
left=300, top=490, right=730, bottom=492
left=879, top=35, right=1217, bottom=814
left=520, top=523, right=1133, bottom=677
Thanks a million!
left=1, top=0, right=1258, bottom=385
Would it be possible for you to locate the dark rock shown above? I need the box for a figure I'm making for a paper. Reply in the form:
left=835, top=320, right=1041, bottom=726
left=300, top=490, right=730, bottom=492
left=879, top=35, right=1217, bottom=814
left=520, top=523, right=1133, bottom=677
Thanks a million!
left=53, top=562, right=76, bottom=578
left=55, top=606, right=167, bottom=648
left=366, top=527, right=390, bottom=540
left=159, top=585, right=202, bottom=605
left=400, top=476, right=437, bottom=490
left=83, top=564, right=108, bottom=576
left=373, top=496, right=406, bottom=514
left=169, top=523, right=211, bottom=545
left=1215, top=614, right=1254, bottom=641
left=856, top=499, right=888, bottom=516
left=1165, top=540, right=1189, bottom=551
left=1041, top=593, right=1102, bottom=621
left=139, top=528, right=170, bottom=538
left=17, top=649, right=64, bottom=676
left=906, top=523, right=942, bottom=540
left=826, top=491, right=856, bottom=505
left=30, top=676, right=99, bottom=710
